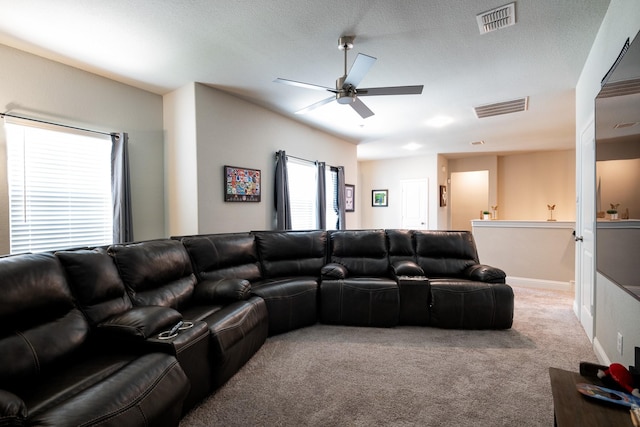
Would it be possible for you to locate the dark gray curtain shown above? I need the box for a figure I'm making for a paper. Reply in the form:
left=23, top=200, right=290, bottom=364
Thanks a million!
left=275, top=150, right=292, bottom=230
left=111, top=132, right=134, bottom=243
left=316, top=161, right=326, bottom=229
left=337, top=166, right=346, bottom=230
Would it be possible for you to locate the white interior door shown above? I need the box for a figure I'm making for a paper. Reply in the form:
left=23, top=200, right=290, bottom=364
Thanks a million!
left=401, top=179, right=428, bottom=229
left=576, top=118, right=595, bottom=341
left=450, top=170, right=489, bottom=231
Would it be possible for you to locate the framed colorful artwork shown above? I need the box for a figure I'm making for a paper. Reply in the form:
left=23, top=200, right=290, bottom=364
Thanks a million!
left=224, top=165, right=261, bottom=202
left=372, top=189, right=388, bottom=207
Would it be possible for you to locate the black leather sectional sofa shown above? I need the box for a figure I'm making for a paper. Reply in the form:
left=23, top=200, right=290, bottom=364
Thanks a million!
left=0, top=229, right=513, bottom=426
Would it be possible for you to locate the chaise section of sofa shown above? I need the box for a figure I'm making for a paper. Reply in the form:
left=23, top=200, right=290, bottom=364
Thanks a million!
left=0, top=252, right=190, bottom=427
left=413, top=230, right=514, bottom=329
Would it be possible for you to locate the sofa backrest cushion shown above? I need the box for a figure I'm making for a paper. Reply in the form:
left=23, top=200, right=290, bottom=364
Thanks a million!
left=0, top=253, right=89, bottom=388
left=254, top=230, right=327, bottom=278
left=109, top=239, right=197, bottom=310
left=387, top=229, right=416, bottom=265
left=329, top=229, right=389, bottom=277
left=181, top=233, right=262, bottom=282
left=414, top=231, right=480, bottom=277
left=56, top=248, right=133, bottom=326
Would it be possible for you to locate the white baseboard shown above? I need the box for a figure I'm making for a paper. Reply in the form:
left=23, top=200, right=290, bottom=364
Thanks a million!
left=593, top=337, right=611, bottom=365
left=506, top=276, right=573, bottom=291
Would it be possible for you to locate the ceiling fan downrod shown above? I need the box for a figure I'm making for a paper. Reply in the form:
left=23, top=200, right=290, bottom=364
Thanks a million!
left=337, top=36, right=356, bottom=104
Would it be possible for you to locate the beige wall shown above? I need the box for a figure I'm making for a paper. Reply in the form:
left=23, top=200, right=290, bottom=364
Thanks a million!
left=358, top=154, right=440, bottom=230
left=498, top=150, right=576, bottom=221
left=576, top=0, right=640, bottom=367
left=0, top=44, right=165, bottom=253
left=473, top=221, right=575, bottom=285
left=358, top=150, right=575, bottom=231
left=164, top=83, right=358, bottom=235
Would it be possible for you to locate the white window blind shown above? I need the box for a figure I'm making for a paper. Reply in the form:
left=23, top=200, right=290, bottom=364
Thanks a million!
left=5, top=122, right=113, bottom=254
left=288, top=159, right=317, bottom=230
left=287, top=158, right=340, bottom=230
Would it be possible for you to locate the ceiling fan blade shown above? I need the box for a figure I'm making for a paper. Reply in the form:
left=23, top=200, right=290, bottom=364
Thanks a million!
left=274, top=78, right=335, bottom=92
left=357, top=85, right=424, bottom=96
left=295, top=96, right=336, bottom=115
left=350, top=98, right=374, bottom=119
left=344, top=53, right=377, bottom=88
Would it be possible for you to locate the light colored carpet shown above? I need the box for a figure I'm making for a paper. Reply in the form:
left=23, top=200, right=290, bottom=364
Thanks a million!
left=181, top=286, right=597, bottom=426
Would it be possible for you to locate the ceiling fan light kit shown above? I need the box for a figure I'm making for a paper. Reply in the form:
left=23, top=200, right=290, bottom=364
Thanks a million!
left=275, top=35, right=424, bottom=119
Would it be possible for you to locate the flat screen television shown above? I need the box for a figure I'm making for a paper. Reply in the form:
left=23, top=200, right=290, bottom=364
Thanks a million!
left=595, top=30, right=640, bottom=300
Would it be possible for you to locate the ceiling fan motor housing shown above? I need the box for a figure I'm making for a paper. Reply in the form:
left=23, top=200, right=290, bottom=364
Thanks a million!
left=336, top=76, right=356, bottom=104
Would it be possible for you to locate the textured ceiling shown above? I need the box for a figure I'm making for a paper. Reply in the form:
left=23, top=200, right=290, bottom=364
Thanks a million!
left=0, top=1, right=611, bottom=159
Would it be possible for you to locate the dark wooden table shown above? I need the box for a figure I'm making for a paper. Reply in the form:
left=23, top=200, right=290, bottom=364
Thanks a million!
left=549, top=367, right=634, bottom=426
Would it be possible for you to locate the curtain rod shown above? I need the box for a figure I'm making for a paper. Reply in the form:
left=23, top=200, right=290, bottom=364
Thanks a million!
left=283, top=153, right=339, bottom=170
left=0, top=112, right=114, bottom=137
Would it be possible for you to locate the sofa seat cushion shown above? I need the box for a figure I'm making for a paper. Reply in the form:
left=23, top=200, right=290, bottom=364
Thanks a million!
left=320, top=278, right=399, bottom=327
left=251, top=277, right=318, bottom=335
left=24, top=351, right=189, bottom=427
left=429, top=281, right=514, bottom=329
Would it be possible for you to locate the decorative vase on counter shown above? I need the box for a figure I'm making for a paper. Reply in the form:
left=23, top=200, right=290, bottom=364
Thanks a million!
left=491, top=205, right=498, bottom=220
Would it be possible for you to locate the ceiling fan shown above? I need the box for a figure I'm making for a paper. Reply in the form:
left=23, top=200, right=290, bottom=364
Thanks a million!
left=274, top=36, right=424, bottom=119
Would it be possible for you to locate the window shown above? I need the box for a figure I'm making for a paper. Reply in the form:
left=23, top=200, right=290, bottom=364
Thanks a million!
left=5, top=123, right=113, bottom=254
left=287, top=159, right=340, bottom=230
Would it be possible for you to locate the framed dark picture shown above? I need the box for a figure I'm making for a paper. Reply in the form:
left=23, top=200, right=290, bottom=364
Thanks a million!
left=372, top=189, right=388, bottom=207
left=224, top=165, right=261, bottom=202
left=439, top=185, right=447, bottom=207
left=345, top=184, right=355, bottom=212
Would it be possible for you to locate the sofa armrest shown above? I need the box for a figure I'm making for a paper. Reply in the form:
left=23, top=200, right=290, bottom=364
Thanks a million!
left=194, top=278, right=251, bottom=303
left=390, top=260, right=424, bottom=278
left=0, top=390, right=27, bottom=424
left=463, top=264, right=506, bottom=283
left=321, top=263, right=348, bottom=279
left=97, top=306, right=183, bottom=340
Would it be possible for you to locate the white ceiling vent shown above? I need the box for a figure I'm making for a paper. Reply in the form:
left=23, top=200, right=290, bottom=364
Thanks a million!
left=474, top=97, right=528, bottom=119
left=477, top=3, right=516, bottom=34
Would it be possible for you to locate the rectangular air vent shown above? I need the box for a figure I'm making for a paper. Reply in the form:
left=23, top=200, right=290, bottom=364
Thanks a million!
left=477, top=3, right=516, bottom=34
left=597, top=77, right=640, bottom=98
left=474, top=97, right=528, bottom=119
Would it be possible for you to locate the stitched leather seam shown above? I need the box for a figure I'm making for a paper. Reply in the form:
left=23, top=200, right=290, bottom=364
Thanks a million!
left=257, top=288, right=317, bottom=300
left=211, top=299, right=260, bottom=334
left=16, top=331, right=40, bottom=376
left=78, top=359, right=182, bottom=427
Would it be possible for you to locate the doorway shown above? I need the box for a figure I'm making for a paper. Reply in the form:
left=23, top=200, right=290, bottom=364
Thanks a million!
left=450, top=170, right=489, bottom=231
left=401, top=178, right=428, bottom=229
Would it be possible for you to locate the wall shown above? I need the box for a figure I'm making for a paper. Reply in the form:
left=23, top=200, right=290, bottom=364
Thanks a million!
left=576, top=0, right=640, bottom=367
left=499, top=150, right=576, bottom=221
left=358, top=154, right=440, bottom=230
left=472, top=220, right=575, bottom=288
left=164, top=83, right=358, bottom=235
left=0, top=44, right=165, bottom=253
left=163, top=83, right=198, bottom=236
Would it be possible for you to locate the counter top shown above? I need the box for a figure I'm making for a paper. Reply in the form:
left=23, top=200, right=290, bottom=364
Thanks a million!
left=471, top=220, right=575, bottom=229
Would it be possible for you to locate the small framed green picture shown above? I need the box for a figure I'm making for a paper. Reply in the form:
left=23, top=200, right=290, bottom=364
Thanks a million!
left=372, top=189, right=388, bottom=207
